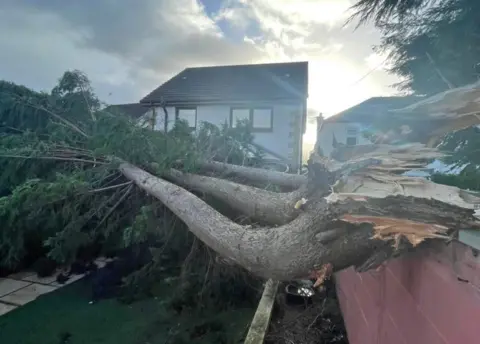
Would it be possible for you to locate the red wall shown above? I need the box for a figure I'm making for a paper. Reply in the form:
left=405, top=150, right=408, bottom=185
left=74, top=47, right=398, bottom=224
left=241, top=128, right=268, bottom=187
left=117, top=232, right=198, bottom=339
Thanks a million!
left=335, top=241, right=480, bottom=344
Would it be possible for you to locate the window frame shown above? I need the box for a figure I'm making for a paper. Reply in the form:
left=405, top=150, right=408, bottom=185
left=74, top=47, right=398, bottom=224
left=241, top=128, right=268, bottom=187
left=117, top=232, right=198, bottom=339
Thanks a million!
left=229, top=106, right=274, bottom=133
left=175, top=107, right=197, bottom=130
left=229, top=107, right=251, bottom=129
left=346, top=136, right=357, bottom=146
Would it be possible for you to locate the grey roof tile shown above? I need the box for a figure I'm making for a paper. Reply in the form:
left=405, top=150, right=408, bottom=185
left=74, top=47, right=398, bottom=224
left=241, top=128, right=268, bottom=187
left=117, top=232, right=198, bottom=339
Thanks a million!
left=140, top=61, right=308, bottom=104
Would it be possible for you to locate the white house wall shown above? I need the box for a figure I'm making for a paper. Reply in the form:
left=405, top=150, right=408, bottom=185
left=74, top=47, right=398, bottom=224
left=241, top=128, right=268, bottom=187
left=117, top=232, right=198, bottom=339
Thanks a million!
left=316, top=122, right=371, bottom=158
left=142, top=103, right=303, bottom=168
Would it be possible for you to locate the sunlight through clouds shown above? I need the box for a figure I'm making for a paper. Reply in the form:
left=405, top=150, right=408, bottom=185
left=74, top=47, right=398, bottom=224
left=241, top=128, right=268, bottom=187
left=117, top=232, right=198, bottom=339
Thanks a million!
left=215, top=0, right=400, bottom=121
left=0, top=0, right=401, bottom=145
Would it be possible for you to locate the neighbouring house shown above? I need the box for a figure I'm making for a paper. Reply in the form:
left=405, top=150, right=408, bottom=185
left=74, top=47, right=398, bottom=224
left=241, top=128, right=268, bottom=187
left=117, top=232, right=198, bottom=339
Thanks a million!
left=109, top=62, right=309, bottom=172
left=332, top=87, right=480, bottom=344
left=315, top=96, right=420, bottom=158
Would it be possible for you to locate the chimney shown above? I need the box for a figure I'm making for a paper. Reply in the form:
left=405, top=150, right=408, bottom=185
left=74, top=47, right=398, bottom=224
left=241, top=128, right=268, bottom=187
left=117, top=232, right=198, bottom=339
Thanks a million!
left=314, top=113, right=325, bottom=155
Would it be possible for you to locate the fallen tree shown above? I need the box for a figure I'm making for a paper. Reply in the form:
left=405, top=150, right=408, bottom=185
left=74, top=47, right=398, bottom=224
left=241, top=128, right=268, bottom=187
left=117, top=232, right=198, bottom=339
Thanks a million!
left=2, top=71, right=480, bottom=287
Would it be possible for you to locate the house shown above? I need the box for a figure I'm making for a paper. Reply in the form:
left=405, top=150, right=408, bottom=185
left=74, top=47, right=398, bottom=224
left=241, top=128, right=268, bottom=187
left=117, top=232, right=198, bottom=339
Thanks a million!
left=332, top=85, right=480, bottom=344
left=315, top=96, right=420, bottom=158
left=110, top=62, right=308, bottom=172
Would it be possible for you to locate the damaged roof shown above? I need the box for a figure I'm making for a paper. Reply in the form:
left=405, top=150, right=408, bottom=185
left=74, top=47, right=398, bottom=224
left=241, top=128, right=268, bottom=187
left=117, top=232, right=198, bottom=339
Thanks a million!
left=326, top=96, right=422, bottom=123
left=140, top=61, right=308, bottom=104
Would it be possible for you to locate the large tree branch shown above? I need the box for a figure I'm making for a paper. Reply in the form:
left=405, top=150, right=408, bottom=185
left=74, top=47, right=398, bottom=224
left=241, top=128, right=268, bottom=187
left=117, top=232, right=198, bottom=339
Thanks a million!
left=120, top=162, right=480, bottom=281
left=196, top=160, right=307, bottom=189
left=164, top=169, right=302, bottom=225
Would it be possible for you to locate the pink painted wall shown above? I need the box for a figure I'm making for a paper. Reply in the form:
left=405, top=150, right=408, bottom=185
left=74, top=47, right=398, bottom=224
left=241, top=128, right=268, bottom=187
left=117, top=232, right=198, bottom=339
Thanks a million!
left=335, top=241, right=480, bottom=344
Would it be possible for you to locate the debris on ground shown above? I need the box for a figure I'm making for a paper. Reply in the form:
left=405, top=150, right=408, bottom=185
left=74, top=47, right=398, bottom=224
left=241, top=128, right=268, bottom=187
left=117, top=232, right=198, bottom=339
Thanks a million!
left=265, top=278, right=348, bottom=344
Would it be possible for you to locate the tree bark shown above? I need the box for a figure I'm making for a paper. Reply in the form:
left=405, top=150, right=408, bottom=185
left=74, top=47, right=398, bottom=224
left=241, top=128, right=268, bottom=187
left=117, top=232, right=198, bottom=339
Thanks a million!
left=196, top=160, right=306, bottom=189
left=163, top=169, right=302, bottom=225
left=119, top=162, right=480, bottom=281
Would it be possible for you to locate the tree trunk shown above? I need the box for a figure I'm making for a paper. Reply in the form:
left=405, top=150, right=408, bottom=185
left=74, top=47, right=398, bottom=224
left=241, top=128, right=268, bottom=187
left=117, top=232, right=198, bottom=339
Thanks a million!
left=119, top=161, right=480, bottom=281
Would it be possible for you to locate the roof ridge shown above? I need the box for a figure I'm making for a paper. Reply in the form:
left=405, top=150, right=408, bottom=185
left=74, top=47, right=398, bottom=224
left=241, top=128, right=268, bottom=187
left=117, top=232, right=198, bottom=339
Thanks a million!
left=184, top=61, right=308, bottom=70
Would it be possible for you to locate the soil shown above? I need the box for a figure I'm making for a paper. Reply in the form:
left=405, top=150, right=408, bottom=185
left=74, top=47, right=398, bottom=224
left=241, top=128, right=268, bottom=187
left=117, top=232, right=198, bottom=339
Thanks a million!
left=265, top=278, right=348, bottom=344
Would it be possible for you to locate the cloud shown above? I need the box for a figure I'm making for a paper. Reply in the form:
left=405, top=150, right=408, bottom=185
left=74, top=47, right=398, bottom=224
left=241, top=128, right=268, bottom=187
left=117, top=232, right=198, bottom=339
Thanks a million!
left=215, top=0, right=401, bottom=115
left=1, top=0, right=401, bottom=122
left=0, top=0, right=265, bottom=103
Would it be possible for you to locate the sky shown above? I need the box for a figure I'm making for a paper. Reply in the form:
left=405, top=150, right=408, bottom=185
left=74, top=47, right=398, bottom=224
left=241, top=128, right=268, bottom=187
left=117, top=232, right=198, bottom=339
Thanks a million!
left=0, top=0, right=401, bottom=143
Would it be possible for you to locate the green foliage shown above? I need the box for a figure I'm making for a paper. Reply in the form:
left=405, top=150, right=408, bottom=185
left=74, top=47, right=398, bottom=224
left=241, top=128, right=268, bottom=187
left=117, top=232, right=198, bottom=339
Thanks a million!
left=194, top=120, right=265, bottom=168
left=349, top=0, right=436, bottom=27
left=0, top=69, right=264, bottom=289
left=375, top=0, right=480, bottom=96
left=431, top=171, right=480, bottom=191
left=437, top=126, right=480, bottom=167
left=430, top=126, right=480, bottom=192
left=0, top=69, right=263, bottom=326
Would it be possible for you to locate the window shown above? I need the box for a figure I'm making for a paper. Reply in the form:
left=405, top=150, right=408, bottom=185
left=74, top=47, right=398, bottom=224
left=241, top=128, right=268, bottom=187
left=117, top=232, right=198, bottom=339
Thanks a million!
left=346, top=126, right=358, bottom=146
left=346, top=137, right=357, bottom=146
left=230, top=107, right=273, bottom=132
left=231, top=108, right=250, bottom=128
left=252, top=108, right=273, bottom=130
left=176, top=107, right=197, bottom=129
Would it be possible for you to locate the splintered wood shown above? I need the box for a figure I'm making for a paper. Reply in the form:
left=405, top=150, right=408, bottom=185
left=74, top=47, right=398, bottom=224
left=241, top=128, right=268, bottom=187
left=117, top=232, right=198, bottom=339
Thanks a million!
left=309, top=263, right=333, bottom=288
left=334, top=172, right=480, bottom=210
left=341, top=214, right=450, bottom=247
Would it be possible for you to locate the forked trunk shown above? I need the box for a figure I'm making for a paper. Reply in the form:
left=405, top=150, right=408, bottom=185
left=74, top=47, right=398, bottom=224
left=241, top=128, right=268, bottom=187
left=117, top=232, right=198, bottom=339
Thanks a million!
left=120, top=162, right=480, bottom=281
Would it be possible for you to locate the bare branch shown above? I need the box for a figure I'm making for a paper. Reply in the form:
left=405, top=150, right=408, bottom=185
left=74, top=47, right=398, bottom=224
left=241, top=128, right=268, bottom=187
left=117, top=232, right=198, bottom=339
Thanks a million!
left=0, top=154, right=107, bottom=165
left=426, top=52, right=454, bottom=90
left=23, top=101, right=89, bottom=138
left=93, top=183, right=134, bottom=231
left=88, top=181, right=134, bottom=194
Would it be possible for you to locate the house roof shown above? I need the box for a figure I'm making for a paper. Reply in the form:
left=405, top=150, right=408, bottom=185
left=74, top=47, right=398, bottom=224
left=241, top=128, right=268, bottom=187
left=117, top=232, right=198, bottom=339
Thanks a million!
left=325, top=96, right=422, bottom=124
left=104, top=103, right=148, bottom=119
left=140, top=61, right=308, bottom=104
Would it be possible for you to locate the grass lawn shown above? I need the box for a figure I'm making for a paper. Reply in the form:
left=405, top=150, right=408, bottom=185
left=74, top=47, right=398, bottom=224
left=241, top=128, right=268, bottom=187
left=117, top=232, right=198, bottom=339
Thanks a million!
left=0, top=278, right=254, bottom=344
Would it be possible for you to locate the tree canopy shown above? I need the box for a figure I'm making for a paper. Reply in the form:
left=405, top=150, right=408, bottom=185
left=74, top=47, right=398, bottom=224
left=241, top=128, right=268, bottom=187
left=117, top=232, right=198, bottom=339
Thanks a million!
left=374, top=0, right=480, bottom=95
left=0, top=71, right=267, bottom=307
left=349, top=0, right=438, bottom=26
